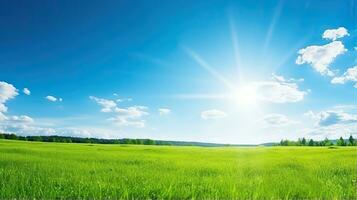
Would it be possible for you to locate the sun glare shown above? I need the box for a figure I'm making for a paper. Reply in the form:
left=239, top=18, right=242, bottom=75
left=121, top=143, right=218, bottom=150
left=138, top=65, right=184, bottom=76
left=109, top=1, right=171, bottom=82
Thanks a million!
left=233, top=85, right=259, bottom=107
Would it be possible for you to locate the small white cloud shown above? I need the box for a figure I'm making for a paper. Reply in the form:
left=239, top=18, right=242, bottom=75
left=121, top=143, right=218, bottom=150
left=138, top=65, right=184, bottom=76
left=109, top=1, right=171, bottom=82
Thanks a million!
left=296, top=41, right=347, bottom=76
left=114, top=106, right=148, bottom=118
left=90, top=96, right=148, bottom=128
left=89, top=96, right=116, bottom=112
left=0, top=81, right=18, bottom=114
left=322, top=27, right=349, bottom=41
left=254, top=74, right=307, bottom=103
left=46, top=95, right=59, bottom=102
left=23, top=88, right=31, bottom=95
left=108, top=117, right=145, bottom=128
left=158, top=108, right=171, bottom=116
left=262, top=113, right=297, bottom=127
left=331, top=66, right=357, bottom=86
left=201, top=109, right=227, bottom=120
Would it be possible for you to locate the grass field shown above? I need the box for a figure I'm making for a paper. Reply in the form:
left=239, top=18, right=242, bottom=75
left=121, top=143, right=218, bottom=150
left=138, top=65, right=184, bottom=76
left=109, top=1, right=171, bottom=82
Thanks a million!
left=0, top=139, right=356, bottom=199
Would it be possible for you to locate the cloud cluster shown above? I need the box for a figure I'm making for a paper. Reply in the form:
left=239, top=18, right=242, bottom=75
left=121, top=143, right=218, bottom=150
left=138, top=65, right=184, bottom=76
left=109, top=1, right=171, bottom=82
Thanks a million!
left=306, top=110, right=357, bottom=127
left=331, top=66, right=357, bottom=88
left=296, top=41, right=347, bottom=76
left=322, top=27, right=349, bottom=41
left=295, top=26, right=357, bottom=90
left=201, top=109, right=226, bottom=120
left=301, top=108, right=357, bottom=139
left=254, top=74, right=307, bottom=103
left=90, top=96, right=148, bottom=128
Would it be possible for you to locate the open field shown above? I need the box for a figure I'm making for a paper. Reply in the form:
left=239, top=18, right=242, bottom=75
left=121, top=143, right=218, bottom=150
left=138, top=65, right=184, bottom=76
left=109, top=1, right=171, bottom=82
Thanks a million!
left=0, top=139, right=356, bottom=199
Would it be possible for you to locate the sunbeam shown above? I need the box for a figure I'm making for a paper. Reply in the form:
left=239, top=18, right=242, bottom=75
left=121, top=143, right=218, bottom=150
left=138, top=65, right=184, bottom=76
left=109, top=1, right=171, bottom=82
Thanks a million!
left=229, top=15, right=243, bottom=83
left=261, top=0, right=285, bottom=57
left=183, top=46, right=235, bottom=90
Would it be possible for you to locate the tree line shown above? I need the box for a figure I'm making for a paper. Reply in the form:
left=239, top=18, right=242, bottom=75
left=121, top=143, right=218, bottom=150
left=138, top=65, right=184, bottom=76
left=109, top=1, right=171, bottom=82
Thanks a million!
left=279, top=136, right=356, bottom=146
left=0, top=133, right=166, bottom=145
left=0, top=133, right=229, bottom=147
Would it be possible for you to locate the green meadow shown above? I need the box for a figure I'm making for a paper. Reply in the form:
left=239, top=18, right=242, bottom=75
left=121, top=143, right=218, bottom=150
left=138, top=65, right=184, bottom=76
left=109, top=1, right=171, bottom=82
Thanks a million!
left=0, top=139, right=356, bottom=199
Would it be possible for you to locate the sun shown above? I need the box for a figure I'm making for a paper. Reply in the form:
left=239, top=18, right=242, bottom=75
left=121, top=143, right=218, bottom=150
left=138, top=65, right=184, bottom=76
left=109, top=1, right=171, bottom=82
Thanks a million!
left=232, top=84, right=259, bottom=107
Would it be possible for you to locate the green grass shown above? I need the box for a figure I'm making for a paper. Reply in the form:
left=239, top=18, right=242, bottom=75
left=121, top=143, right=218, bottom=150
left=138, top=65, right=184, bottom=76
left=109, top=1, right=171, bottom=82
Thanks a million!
left=0, top=139, right=356, bottom=199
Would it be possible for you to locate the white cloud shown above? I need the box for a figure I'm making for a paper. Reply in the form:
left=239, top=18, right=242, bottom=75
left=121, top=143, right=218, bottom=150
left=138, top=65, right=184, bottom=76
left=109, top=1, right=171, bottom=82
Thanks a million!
left=302, top=108, right=357, bottom=138
left=322, top=27, right=349, bottom=41
left=114, top=106, right=148, bottom=118
left=307, top=110, right=357, bottom=127
left=108, top=117, right=145, bottom=128
left=0, top=81, right=18, bottom=115
left=331, top=66, right=357, bottom=86
left=46, top=95, right=62, bottom=102
left=7, top=115, right=34, bottom=123
left=201, top=109, right=227, bottom=120
left=89, top=96, right=116, bottom=112
left=90, top=96, right=148, bottom=128
left=0, top=123, right=96, bottom=138
left=296, top=41, right=347, bottom=76
left=158, top=108, right=171, bottom=116
left=23, top=88, right=31, bottom=95
left=254, top=74, right=307, bottom=103
left=302, top=123, right=357, bottom=139
left=262, top=113, right=297, bottom=127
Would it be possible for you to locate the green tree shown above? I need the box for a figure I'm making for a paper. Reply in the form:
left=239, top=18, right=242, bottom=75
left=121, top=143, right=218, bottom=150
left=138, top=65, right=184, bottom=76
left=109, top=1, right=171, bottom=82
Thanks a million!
left=348, top=135, right=355, bottom=146
left=308, top=139, right=314, bottom=146
left=337, top=137, right=346, bottom=146
left=323, top=138, right=333, bottom=146
left=301, top=137, right=307, bottom=146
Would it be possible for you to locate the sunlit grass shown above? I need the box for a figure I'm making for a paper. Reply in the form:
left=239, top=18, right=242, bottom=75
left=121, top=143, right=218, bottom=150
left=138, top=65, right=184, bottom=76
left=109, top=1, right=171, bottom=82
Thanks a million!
left=0, top=139, right=356, bottom=199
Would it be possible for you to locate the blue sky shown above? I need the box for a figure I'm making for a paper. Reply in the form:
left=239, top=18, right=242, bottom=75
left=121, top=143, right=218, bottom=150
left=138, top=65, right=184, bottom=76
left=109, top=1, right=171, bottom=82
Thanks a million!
left=0, top=0, right=357, bottom=144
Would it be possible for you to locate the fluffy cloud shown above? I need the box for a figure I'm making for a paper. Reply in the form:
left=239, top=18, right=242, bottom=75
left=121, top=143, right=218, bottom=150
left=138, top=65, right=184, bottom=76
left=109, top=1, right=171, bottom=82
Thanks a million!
left=7, top=115, right=34, bottom=123
left=108, top=117, right=145, bottom=128
left=262, top=114, right=297, bottom=127
left=0, top=81, right=18, bottom=114
left=302, top=109, right=357, bottom=138
left=301, top=123, right=357, bottom=139
left=23, top=88, right=31, bottom=95
left=0, top=123, right=96, bottom=138
left=158, top=108, right=171, bottom=116
left=307, top=110, right=357, bottom=127
left=254, top=74, right=307, bottom=103
left=322, top=27, right=349, bottom=41
left=46, top=95, right=62, bottom=102
left=89, top=96, right=116, bottom=112
left=331, top=66, right=357, bottom=87
left=201, top=109, right=227, bottom=120
left=296, top=41, right=347, bottom=76
left=90, top=96, right=148, bottom=128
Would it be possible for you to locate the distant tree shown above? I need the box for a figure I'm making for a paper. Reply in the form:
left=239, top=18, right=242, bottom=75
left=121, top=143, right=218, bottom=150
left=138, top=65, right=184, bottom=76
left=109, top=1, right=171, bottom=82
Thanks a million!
left=301, top=138, right=307, bottom=146
left=323, top=138, right=333, bottom=146
left=337, top=137, right=346, bottom=146
left=308, top=139, right=314, bottom=146
left=348, top=135, right=355, bottom=146
left=8, top=134, right=18, bottom=140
